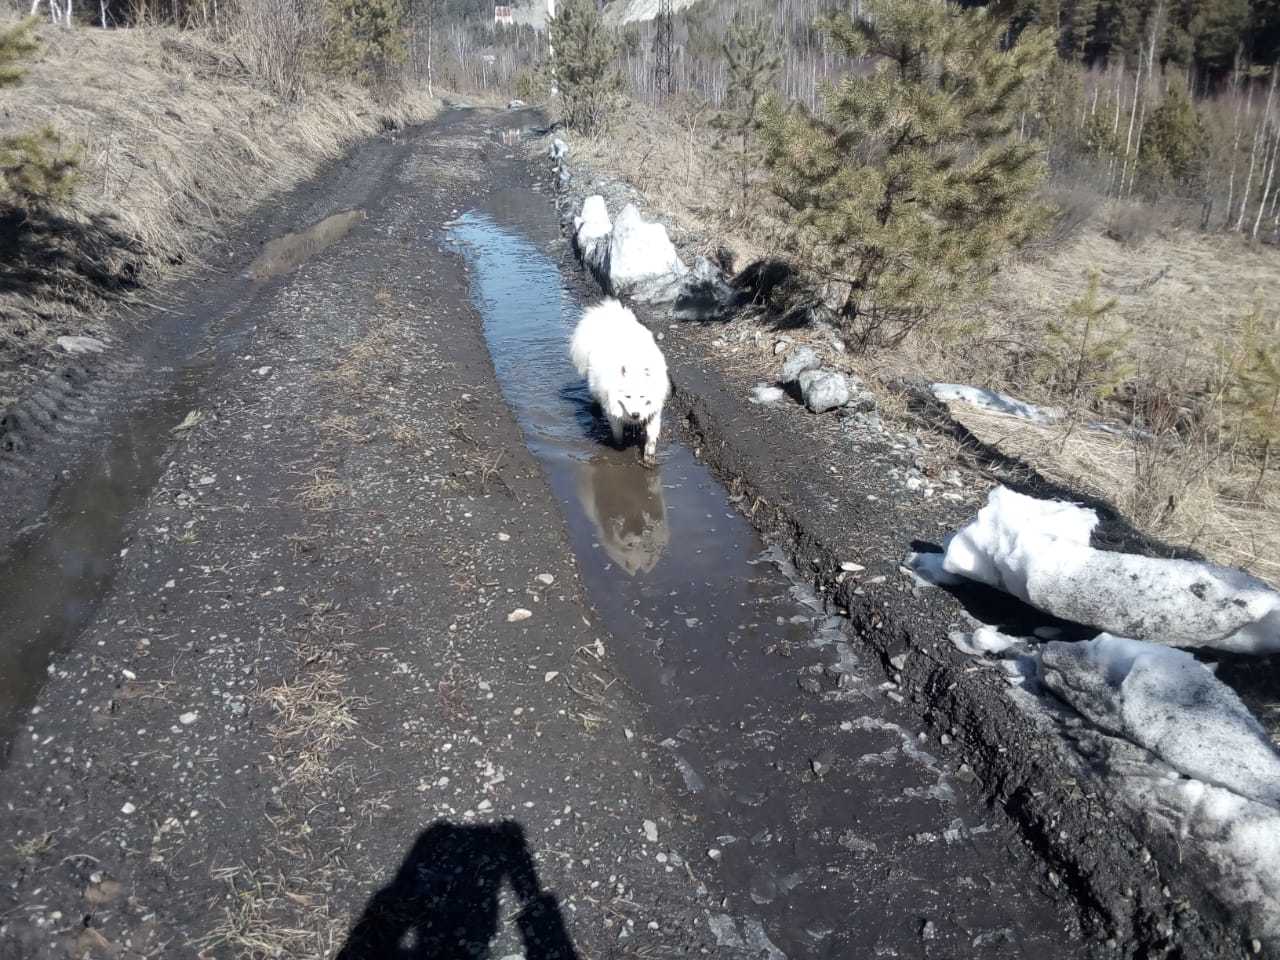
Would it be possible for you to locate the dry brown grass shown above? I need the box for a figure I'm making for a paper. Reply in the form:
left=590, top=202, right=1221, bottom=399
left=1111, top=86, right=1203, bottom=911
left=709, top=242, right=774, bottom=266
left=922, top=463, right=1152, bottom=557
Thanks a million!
left=196, top=866, right=348, bottom=959
left=0, top=19, right=439, bottom=406
left=263, top=669, right=364, bottom=785
left=572, top=101, right=778, bottom=267
left=945, top=405, right=1280, bottom=584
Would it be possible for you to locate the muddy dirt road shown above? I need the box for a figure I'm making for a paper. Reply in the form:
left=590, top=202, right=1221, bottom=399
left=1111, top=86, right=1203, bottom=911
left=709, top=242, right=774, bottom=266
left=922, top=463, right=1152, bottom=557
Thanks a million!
left=0, top=107, right=1085, bottom=958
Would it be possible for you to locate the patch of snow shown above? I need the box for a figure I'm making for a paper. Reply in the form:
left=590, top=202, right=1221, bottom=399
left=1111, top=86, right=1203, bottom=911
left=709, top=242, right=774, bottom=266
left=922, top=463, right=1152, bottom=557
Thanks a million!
left=56, top=335, right=107, bottom=355
left=749, top=384, right=786, bottom=405
left=603, top=203, right=686, bottom=303
left=931, top=383, right=1062, bottom=423
left=1040, top=635, right=1280, bottom=807
left=573, top=195, right=612, bottom=277
left=779, top=346, right=820, bottom=383
left=904, top=551, right=965, bottom=588
left=948, top=626, right=1026, bottom=658
left=942, top=486, right=1280, bottom=654
left=798, top=369, right=849, bottom=414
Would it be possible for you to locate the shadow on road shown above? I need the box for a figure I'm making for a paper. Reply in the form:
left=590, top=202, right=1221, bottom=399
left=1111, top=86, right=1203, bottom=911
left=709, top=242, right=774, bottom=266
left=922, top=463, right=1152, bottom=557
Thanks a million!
left=334, top=820, right=579, bottom=960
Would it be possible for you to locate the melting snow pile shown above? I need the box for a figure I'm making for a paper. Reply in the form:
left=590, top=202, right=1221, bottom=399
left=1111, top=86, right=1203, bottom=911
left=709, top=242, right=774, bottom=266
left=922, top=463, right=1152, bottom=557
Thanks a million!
left=942, top=486, right=1280, bottom=654
left=1040, top=635, right=1280, bottom=807
left=1040, top=635, right=1280, bottom=944
left=928, top=485, right=1280, bottom=944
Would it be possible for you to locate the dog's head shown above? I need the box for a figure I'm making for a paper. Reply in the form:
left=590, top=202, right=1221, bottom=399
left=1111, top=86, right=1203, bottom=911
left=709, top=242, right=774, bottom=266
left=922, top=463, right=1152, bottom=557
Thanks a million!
left=614, top=365, right=660, bottom=424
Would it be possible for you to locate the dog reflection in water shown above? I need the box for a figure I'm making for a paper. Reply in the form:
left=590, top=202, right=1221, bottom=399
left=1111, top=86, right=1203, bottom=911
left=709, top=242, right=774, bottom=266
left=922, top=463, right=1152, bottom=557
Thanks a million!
left=576, top=454, right=669, bottom=576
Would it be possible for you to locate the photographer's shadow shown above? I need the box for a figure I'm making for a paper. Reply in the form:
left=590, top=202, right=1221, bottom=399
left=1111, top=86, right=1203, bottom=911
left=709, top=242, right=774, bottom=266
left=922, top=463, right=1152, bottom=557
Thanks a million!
left=334, top=820, right=579, bottom=960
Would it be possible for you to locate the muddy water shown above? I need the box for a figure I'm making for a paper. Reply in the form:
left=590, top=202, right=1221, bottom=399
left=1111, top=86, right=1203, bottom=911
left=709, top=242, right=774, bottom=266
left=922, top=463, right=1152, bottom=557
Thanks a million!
left=451, top=210, right=1077, bottom=958
left=0, top=208, right=368, bottom=761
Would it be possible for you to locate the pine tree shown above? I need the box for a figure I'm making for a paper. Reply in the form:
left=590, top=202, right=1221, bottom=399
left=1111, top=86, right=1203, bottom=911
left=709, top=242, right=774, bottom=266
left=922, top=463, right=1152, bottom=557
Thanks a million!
left=322, top=0, right=408, bottom=86
left=0, top=17, right=38, bottom=89
left=1139, top=83, right=1208, bottom=195
left=1065, top=0, right=1100, bottom=60
left=1227, top=300, right=1280, bottom=494
left=712, top=10, right=780, bottom=215
left=1038, top=269, right=1134, bottom=407
left=0, top=20, right=76, bottom=214
left=549, top=0, right=622, bottom=135
left=759, top=0, right=1055, bottom=350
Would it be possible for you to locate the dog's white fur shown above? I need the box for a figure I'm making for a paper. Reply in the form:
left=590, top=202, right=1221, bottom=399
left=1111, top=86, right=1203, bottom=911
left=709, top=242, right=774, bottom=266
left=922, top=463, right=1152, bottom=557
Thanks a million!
left=569, top=299, right=670, bottom=464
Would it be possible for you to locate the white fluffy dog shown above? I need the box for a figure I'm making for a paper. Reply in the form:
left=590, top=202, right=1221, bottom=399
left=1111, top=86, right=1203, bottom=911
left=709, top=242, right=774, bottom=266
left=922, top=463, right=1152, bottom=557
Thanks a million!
left=569, top=299, right=670, bottom=464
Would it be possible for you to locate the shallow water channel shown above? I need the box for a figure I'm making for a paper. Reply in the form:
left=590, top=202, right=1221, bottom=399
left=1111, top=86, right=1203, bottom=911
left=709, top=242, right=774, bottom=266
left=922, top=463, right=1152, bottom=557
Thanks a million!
left=450, top=207, right=1075, bottom=958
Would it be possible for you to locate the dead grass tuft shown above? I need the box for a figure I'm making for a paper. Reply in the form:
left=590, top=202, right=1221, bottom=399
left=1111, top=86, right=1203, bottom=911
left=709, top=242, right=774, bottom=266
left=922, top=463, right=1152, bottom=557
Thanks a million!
left=295, top=466, right=349, bottom=512
left=12, top=831, right=55, bottom=861
left=196, top=866, right=347, bottom=959
left=264, top=669, right=365, bottom=785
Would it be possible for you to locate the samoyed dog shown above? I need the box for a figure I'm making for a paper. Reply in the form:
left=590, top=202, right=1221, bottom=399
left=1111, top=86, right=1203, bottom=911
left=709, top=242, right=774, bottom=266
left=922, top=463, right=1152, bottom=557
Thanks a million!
left=569, top=299, right=670, bottom=465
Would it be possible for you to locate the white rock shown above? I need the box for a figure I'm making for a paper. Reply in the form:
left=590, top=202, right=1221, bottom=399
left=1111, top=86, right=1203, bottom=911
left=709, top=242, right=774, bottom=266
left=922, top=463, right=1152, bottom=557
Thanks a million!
left=507, top=608, right=533, bottom=623
left=179, top=712, right=198, bottom=726
left=255, top=366, right=272, bottom=377
left=604, top=204, right=687, bottom=303
left=643, top=819, right=659, bottom=843
left=121, top=802, right=136, bottom=815
left=536, top=573, right=555, bottom=586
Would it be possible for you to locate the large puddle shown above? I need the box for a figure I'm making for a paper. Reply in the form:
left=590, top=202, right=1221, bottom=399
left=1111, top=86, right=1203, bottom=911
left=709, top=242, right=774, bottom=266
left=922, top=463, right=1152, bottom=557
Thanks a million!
left=451, top=210, right=1074, bottom=957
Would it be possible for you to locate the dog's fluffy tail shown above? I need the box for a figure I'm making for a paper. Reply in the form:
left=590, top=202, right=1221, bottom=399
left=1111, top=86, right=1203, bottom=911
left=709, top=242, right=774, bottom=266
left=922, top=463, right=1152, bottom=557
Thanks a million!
left=570, top=298, right=632, bottom=378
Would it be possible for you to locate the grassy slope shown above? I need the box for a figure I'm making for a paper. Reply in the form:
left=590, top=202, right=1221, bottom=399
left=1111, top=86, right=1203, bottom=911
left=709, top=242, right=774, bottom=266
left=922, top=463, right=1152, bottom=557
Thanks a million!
left=0, top=21, right=439, bottom=406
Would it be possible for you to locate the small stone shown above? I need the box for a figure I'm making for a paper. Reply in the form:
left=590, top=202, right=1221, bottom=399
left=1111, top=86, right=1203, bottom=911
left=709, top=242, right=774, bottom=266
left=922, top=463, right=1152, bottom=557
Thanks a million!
left=498, top=532, right=511, bottom=542
left=255, top=365, right=272, bottom=377
left=773, top=340, right=790, bottom=355
left=121, top=669, right=137, bottom=681
left=839, top=561, right=865, bottom=573
left=1252, top=939, right=1262, bottom=954
left=179, top=712, right=198, bottom=725
left=507, top=608, right=533, bottom=623
left=536, top=573, right=555, bottom=586
left=544, top=671, right=560, bottom=683
left=121, top=802, right=136, bottom=815
left=708, top=848, right=722, bottom=860
left=921, top=920, right=937, bottom=941
left=643, top=820, right=659, bottom=843
left=810, top=751, right=835, bottom=778
left=889, top=654, right=908, bottom=671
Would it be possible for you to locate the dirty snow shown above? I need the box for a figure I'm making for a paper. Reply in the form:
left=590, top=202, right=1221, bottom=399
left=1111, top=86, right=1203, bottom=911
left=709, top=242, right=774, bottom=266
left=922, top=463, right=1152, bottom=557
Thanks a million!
left=942, top=486, right=1280, bottom=653
left=604, top=203, right=686, bottom=302
left=931, top=383, right=1062, bottom=423
left=1040, top=635, right=1280, bottom=807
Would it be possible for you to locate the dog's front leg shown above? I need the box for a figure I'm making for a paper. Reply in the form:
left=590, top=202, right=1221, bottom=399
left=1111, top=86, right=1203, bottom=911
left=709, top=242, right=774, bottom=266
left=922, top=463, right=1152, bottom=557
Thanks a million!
left=607, top=411, right=625, bottom=447
left=642, top=411, right=661, bottom=466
